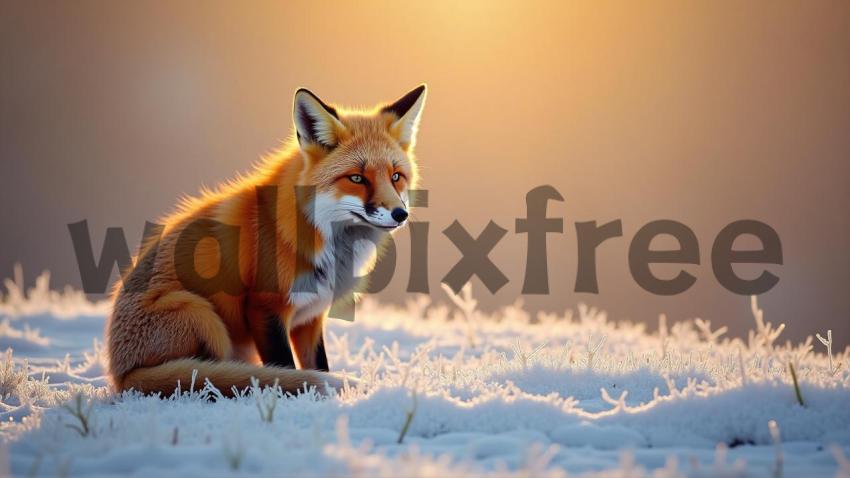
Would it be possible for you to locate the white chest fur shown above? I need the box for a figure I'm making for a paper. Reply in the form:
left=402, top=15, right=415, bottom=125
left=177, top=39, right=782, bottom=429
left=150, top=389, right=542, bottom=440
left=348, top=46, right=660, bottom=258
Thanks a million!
left=287, top=229, right=379, bottom=328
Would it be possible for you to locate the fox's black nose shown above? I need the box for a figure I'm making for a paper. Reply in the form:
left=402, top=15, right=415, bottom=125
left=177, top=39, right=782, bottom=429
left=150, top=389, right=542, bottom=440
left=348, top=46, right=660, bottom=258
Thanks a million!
left=391, top=208, right=408, bottom=223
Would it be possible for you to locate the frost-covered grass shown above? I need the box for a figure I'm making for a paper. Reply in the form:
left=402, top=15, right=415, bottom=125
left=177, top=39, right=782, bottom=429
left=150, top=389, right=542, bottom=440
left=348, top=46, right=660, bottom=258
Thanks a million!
left=1, top=267, right=849, bottom=477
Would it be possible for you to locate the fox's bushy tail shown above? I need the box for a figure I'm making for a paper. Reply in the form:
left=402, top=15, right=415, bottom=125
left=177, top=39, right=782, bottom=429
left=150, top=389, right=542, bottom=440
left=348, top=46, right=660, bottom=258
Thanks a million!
left=119, top=359, right=340, bottom=397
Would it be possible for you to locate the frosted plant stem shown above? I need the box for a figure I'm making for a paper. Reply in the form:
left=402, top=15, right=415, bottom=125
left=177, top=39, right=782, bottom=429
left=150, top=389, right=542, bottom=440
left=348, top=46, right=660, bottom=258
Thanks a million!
left=768, top=420, right=783, bottom=478
left=816, top=330, right=841, bottom=375
left=788, top=362, right=805, bottom=407
left=397, top=391, right=418, bottom=444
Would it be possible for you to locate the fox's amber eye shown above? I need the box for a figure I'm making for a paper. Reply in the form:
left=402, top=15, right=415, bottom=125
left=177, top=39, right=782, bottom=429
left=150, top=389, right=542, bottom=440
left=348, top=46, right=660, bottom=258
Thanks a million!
left=391, top=172, right=401, bottom=182
left=349, top=174, right=364, bottom=184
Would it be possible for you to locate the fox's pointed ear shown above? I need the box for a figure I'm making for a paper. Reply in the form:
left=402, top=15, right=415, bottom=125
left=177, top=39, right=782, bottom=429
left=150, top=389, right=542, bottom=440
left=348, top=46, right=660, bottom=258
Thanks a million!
left=293, top=88, right=346, bottom=150
left=383, top=84, right=427, bottom=149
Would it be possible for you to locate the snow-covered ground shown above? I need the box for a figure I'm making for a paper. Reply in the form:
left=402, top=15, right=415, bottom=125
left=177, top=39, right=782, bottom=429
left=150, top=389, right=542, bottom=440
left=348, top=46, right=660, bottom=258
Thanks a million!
left=1, top=267, right=849, bottom=477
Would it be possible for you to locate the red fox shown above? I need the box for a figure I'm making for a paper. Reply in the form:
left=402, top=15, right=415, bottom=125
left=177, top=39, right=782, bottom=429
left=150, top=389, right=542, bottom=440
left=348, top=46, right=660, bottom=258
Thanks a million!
left=107, top=85, right=426, bottom=396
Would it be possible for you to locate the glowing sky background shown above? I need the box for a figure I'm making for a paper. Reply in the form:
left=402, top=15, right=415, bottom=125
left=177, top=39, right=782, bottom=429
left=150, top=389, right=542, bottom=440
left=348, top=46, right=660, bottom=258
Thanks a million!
left=1, top=1, right=848, bottom=345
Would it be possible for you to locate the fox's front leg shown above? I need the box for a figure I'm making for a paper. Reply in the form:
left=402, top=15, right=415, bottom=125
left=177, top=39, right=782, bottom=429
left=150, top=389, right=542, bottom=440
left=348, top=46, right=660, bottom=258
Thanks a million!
left=248, top=309, right=296, bottom=368
left=289, top=315, right=328, bottom=371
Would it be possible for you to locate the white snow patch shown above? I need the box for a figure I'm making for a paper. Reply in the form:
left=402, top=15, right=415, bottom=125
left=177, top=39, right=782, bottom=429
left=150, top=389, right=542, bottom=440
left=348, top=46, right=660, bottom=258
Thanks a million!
left=0, top=269, right=848, bottom=477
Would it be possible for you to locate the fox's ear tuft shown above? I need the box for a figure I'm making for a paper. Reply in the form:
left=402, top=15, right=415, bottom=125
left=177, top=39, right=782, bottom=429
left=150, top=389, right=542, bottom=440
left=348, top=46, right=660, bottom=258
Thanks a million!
left=383, top=84, right=427, bottom=149
left=294, top=89, right=346, bottom=150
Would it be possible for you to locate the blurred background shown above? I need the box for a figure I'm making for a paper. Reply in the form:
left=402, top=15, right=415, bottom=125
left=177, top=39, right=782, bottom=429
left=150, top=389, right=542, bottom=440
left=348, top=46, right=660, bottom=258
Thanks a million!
left=1, top=1, right=848, bottom=346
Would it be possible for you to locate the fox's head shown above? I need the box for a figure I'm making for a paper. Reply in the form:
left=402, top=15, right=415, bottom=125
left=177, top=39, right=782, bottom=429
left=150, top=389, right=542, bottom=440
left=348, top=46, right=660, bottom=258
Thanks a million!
left=293, top=86, right=426, bottom=234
